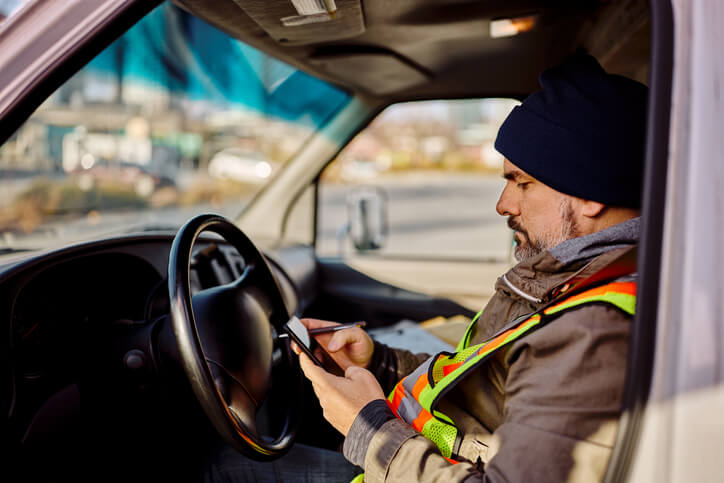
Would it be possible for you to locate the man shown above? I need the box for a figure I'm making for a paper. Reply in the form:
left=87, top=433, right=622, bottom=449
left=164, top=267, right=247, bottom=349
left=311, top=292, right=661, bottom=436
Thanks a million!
left=206, top=53, right=647, bottom=482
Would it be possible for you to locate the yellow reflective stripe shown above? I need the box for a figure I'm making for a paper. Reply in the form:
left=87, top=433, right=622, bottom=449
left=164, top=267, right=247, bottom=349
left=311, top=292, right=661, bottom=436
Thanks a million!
left=431, top=347, right=477, bottom=381
left=437, top=316, right=540, bottom=383
left=433, top=410, right=455, bottom=425
left=456, top=309, right=483, bottom=351
left=418, top=315, right=542, bottom=408
left=420, top=415, right=458, bottom=458
left=351, top=473, right=365, bottom=483
left=499, top=315, right=541, bottom=345
left=544, top=292, right=636, bottom=316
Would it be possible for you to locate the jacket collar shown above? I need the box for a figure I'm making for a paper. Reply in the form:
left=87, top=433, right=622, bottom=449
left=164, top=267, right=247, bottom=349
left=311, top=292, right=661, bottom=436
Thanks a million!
left=499, top=217, right=640, bottom=304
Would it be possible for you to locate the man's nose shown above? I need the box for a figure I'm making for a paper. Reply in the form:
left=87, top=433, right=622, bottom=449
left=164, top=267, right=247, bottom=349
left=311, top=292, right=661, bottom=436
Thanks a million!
left=496, top=185, right=519, bottom=216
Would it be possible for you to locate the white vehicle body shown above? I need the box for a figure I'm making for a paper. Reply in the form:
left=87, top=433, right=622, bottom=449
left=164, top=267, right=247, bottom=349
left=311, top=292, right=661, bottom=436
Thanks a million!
left=626, top=2, right=724, bottom=481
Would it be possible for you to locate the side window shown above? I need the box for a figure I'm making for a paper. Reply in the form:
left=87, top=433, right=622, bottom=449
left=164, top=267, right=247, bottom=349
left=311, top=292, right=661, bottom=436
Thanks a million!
left=317, top=99, right=519, bottom=308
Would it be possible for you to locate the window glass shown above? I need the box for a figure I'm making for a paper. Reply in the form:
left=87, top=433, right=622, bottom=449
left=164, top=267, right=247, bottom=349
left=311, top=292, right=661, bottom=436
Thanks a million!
left=317, top=99, right=518, bottom=261
left=284, top=185, right=315, bottom=245
left=0, top=3, right=350, bottom=249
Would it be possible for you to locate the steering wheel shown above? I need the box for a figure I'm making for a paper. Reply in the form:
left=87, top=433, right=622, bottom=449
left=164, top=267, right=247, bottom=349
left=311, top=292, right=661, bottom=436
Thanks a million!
left=168, top=213, right=300, bottom=460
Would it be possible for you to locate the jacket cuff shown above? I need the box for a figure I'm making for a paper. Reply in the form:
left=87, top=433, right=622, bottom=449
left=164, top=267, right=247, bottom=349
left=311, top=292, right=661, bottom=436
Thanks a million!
left=343, top=399, right=396, bottom=467
left=367, top=340, right=401, bottom=393
left=364, top=418, right=420, bottom=482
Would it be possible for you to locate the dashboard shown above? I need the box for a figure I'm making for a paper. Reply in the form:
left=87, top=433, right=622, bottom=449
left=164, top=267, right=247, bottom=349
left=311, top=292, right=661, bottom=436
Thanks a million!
left=1, top=233, right=307, bottom=458
left=0, top=227, right=460, bottom=480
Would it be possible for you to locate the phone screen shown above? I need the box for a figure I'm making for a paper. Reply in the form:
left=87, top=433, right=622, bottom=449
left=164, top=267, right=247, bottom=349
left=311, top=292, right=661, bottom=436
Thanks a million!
left=284, top=316, right=344, bottom=376
left=285, top=316, right=315, bottom=352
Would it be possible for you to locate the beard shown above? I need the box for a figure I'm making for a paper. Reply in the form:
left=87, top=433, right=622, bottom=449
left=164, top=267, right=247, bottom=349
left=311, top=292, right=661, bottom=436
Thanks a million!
left=510, top=199, right=579, bottom=262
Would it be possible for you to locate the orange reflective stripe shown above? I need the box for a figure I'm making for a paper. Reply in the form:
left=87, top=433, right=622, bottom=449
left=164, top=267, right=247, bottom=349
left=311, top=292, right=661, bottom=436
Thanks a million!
left=386, top=398, right=395, bottom=414
left=412, top=372, right=428, bottom=399
left=443, top=361, right=463, bottom=377
left=443, top=457, right=459, bottom=465
left=545, top=281, right=636, bottom=314
left=389, top=381, right=405, bottom=412
left=411, top=408, right=433, bottom=432
left=474, top=317, right=534, bottom=356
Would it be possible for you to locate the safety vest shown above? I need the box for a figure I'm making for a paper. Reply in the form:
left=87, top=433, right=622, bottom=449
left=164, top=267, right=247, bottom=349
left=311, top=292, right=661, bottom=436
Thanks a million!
left=385, top=280, right=637, bottom=462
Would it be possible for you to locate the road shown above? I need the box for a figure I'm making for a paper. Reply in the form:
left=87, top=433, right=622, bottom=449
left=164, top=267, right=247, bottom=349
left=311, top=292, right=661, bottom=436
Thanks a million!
left=1, top=171, right=512, bottom=265
left=317, top=172, right=511, bottom=261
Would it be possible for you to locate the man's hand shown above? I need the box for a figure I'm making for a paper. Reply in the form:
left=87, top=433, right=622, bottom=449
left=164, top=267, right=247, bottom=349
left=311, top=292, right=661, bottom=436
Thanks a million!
left=298, top=351, right=385, bottom=436
left=299, top=318, right=375, bottom=371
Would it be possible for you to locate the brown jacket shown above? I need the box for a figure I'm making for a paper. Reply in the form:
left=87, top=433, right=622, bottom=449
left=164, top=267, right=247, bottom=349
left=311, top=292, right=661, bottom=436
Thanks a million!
left=344, top=218, right=639, bottom=482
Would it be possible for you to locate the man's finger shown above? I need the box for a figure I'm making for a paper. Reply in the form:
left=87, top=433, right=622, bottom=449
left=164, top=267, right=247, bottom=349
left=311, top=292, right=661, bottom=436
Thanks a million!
left=298, top=352, right=334, bottom=388
left=344, top=365, right=385, bottom=400
left=291, top=341, right=300, bottom=355
left=300, top=318, right=339, bottom=330
left=313, top=347, right=326, bottom=361
left=327, top=328, right=361, bottom=352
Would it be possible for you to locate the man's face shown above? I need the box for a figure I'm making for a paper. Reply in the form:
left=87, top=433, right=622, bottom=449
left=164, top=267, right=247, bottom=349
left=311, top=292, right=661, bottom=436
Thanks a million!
left=496, top=159, right=580, bottom=262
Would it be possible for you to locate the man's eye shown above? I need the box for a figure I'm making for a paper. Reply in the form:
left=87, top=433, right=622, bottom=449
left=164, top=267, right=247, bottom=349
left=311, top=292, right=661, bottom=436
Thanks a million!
left=517, top=182, right=530, bottom=190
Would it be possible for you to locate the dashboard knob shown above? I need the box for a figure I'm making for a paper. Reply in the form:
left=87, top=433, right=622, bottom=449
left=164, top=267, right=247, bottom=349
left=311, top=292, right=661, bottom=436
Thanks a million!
left=123, top=349, right=147, bottom=370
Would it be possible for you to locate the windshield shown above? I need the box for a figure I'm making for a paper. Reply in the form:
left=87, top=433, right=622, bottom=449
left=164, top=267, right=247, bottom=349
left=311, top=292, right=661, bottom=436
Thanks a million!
left=0, top=3, right=351, bottom=249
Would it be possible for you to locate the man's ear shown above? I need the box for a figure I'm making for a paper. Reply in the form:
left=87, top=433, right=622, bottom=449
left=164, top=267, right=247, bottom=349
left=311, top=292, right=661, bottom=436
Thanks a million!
left=580, top=200, right=606, bottom=218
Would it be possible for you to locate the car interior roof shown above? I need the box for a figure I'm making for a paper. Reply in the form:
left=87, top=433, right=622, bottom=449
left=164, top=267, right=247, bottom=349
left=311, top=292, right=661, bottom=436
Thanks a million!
left=170, top=0, right=650, bottom=102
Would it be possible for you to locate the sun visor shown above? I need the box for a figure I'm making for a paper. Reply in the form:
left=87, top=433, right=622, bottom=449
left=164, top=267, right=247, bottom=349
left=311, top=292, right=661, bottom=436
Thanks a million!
left=309, top=52, right=430, bottom=95
left=229, top=0, right=365, bottom=45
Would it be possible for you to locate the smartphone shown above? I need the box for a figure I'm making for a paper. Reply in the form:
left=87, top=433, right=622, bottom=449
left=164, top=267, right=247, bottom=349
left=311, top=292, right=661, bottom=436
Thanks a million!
left=283, top=316, right=345, bottom=376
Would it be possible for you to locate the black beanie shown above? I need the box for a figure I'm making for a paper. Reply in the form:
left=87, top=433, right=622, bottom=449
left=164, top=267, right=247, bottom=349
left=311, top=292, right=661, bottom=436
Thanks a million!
left=494, top=53, right=648, bottom=208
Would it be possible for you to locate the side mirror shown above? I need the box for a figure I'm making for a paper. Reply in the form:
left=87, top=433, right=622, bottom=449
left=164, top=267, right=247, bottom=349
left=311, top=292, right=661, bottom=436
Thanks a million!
left=345, top=186, right=388, bottom=251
